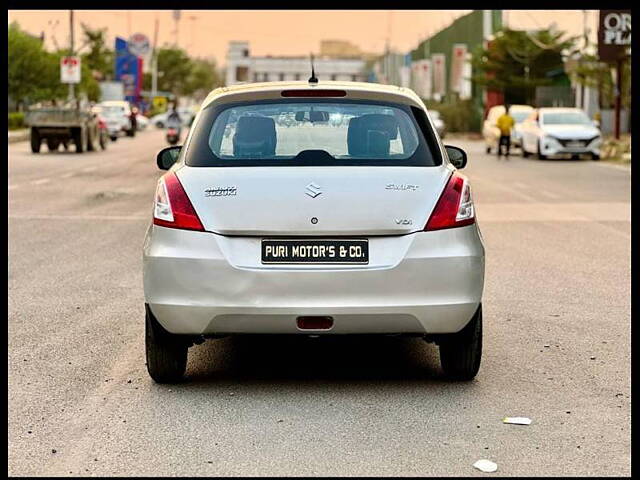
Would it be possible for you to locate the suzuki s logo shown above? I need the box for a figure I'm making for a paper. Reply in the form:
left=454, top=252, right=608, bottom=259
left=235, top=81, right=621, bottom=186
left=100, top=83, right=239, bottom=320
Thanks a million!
left=305, top=182, right=322, bottom=198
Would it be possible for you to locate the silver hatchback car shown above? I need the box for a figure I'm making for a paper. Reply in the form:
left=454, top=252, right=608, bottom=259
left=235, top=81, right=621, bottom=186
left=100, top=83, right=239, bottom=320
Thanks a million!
left=143, top=81, right=485, bottom=383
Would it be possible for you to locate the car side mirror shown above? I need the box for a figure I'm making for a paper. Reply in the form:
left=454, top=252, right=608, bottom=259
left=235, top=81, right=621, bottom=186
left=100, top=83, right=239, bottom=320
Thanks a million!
left=157, top=146, right=181, bottom=170
left=445, top=145, right=467, bottom=169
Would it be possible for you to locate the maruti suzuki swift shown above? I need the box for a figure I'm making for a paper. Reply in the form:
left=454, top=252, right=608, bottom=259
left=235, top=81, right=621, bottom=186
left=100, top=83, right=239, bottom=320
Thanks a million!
left=143, top=81, right=485, bottom=383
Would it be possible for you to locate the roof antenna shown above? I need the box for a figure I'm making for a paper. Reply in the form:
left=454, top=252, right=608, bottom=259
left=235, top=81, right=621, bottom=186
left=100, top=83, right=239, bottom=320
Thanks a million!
left=308, top=53, right=318, bottom=84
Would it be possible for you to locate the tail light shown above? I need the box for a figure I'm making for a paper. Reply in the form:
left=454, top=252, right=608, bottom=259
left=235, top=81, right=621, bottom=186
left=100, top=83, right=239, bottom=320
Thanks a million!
left=424, top=172, right=475, bottom=231
left=153, top=172, right=204, bottom=231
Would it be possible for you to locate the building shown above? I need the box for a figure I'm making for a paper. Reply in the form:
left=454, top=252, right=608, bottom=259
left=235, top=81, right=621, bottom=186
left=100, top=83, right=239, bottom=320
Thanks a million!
left=225, top=41, right=369, bottom=86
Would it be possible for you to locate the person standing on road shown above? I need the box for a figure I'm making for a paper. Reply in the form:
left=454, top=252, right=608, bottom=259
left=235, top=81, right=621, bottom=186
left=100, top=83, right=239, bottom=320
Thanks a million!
left=496, top=105, right=515, bottom=158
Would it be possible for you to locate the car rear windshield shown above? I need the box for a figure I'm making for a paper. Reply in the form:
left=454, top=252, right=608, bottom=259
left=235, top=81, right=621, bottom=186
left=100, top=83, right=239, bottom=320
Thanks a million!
left=185, top=99, right=441, bottom=167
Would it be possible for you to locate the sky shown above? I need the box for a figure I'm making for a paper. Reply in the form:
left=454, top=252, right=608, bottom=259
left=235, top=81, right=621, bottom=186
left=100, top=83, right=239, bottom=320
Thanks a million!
left=8, top=10, right=600, bottom=66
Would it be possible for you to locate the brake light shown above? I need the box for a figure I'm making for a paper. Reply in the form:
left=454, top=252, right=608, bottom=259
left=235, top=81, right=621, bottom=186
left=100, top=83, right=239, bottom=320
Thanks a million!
left=424, top=172, right=475, bottom=231
left=153, top=172, right=204, bottom=231
left=281, top=89, right=347, bottom=97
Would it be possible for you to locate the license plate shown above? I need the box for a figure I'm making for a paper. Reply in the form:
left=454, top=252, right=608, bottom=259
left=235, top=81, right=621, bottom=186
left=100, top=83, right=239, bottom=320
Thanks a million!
left=261, top=239, right=369, bottom=264
left=566, top=141, right=584, bottom=147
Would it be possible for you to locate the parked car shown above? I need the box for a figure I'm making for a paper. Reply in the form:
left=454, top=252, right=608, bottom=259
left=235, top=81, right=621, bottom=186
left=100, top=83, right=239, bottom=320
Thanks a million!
left=99, top=100, right=135, bottom=140
left=482, top=104, right=534, bottom=154
left=136, top=113, right=149, bottom=131
left=429, top=110, right=446, bottom=138
left=143, top=81, right=485, bottom=383
left=150, top=107, right=194, bottom=128
left=519, top=107, right=602, bottom=160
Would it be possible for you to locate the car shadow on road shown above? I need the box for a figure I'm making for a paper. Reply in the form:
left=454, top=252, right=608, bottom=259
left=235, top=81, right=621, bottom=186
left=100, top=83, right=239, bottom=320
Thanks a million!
left=181, top=335, right=461, bottom=387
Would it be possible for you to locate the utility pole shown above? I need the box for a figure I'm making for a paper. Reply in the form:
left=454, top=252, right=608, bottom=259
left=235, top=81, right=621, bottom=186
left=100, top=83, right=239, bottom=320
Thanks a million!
left=151, top=16, right=159, bottom=100
left=68, top=10, right=75, bottom=101
left=173, top=10, right=181, bottom=48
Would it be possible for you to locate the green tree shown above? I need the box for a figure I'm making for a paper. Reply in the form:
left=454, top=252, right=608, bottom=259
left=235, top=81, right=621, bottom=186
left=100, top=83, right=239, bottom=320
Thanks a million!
left=471, top=28, right=578, bottom=105
left=79, top=23, right=114, bottom=81
left=185, top=58, right=223, bottom=100
left=9, top=21, right=102, bottom=107
left=8, top=21, right=65, bottom=109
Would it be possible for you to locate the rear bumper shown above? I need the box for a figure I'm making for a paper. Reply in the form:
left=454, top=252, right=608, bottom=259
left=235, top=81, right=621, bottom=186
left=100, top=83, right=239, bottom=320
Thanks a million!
left=143, top=225, right=485, bottom=335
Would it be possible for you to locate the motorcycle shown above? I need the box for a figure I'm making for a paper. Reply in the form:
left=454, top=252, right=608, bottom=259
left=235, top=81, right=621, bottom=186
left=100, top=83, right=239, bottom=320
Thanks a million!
left=166, top=126, right=180, bottom=145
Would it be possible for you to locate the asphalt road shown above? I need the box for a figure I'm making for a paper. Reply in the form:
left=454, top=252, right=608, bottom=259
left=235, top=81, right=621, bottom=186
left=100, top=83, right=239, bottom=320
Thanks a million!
left=8, top=129, right=630, bottom=476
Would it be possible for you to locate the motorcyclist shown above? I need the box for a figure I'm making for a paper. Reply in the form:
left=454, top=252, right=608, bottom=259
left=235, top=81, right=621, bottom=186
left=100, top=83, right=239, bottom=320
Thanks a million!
left=166, top=105, right=182, bottom=133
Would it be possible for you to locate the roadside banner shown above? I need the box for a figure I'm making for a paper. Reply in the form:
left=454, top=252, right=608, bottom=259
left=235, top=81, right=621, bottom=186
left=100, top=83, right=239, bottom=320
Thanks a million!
left=450, top=44, right=467, bottom=93
left=115, top=37, right=143, bottom=105
left=432, top=54, right=446, bottom=98
left=60, top=56, right=81, bottom=84
left=399, top=65, right=411, bottom=88
left=411, top=59, right=432, bottom=99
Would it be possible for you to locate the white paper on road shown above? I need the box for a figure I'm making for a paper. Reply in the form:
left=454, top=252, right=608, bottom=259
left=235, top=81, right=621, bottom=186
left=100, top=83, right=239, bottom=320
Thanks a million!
left=503, top=416, right=532, bottom=425
left=473, top=459, right=498, bottom=473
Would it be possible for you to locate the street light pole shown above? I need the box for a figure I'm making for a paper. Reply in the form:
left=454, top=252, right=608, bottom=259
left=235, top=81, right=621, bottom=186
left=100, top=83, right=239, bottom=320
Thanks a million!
left=69, top=9, right=75, bottom=101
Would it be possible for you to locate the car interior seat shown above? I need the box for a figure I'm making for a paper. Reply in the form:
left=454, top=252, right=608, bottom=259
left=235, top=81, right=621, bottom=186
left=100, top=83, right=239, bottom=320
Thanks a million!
left=233, top=116, right=277, bottom=157
left=347, top=114, right=399, bottom=157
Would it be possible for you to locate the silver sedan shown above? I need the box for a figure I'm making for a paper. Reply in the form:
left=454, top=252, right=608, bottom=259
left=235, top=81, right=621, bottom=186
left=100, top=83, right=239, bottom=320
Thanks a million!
left=143, top=81, right=485, bottom=383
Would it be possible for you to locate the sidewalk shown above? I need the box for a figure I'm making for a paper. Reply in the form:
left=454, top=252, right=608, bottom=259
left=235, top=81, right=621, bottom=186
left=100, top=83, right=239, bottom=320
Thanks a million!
left=8, top=129, right=30, bottom=144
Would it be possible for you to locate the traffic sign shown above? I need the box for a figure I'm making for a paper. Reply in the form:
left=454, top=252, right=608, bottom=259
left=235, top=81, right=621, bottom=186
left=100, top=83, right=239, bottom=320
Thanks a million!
left=153, top=96, right=168, bottom=111
left=60, top=56, right=81, bottom=84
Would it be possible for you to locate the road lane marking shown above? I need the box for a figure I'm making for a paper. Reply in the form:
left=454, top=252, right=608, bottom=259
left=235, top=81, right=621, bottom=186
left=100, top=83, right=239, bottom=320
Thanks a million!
left=60, top=172, right=75, bottom=179
left=9, top=214, right=147, bottom=221
left=30, top=178, right=51, bottom=185
left=81, top=166, right=97, bottom=173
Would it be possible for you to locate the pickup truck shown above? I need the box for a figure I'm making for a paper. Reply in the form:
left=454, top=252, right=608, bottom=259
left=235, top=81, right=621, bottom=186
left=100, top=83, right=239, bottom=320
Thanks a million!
left=24, top=101, right=105, bottom=154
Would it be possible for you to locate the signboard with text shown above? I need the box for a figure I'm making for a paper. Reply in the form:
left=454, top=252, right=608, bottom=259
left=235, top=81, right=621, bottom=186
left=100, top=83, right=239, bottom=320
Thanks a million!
left=450, top=44, right=467, bottom=94
left=432, top=54, right=446, bottom=98
left=60, top=56, right=81, bottom=84
left=598, top=10, right=631, bottom=62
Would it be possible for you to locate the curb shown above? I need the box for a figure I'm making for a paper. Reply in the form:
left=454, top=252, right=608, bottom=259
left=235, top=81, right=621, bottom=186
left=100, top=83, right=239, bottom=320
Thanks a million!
left=8, top=130, right=30, bottom=144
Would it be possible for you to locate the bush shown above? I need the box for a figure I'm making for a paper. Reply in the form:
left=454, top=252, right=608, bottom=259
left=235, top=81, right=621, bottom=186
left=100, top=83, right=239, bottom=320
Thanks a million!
left=8, top=112, right=25, bottom=130
left=424, top=99, right=481, bottom=133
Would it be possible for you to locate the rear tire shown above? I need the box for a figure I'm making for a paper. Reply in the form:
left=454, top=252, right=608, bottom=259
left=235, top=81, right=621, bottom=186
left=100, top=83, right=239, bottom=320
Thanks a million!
left=439, top=304, right=482, bottom=381
left=73, top=128, right=87, bottom=153
left=522, top=145, right=530, bottom=158
left=46, top=138, right=60, bottom=152
left=485, top=146, right=491, bottom=154
left=110, top=135, right=118, bottom=142
left=591, top=153, right=600, bottom=160
left=30, top=128, right=41, bottom=153
left=87, top=129, right=96, bottom=152
left=145, top=305, right=188, bottom=383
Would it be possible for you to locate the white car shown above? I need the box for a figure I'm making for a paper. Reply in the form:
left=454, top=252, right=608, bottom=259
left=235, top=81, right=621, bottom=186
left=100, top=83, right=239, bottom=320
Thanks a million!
left=151, top=108, right=195, bottom=128
left=135, top=113, right=149, bottom=131
left=482, top=104, right=534, bottom=153
left=99, top=101, right=135, bottom=140
left=520, top=108, right=602, bottom=160
left=143, top=81, right=485, bottom=383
